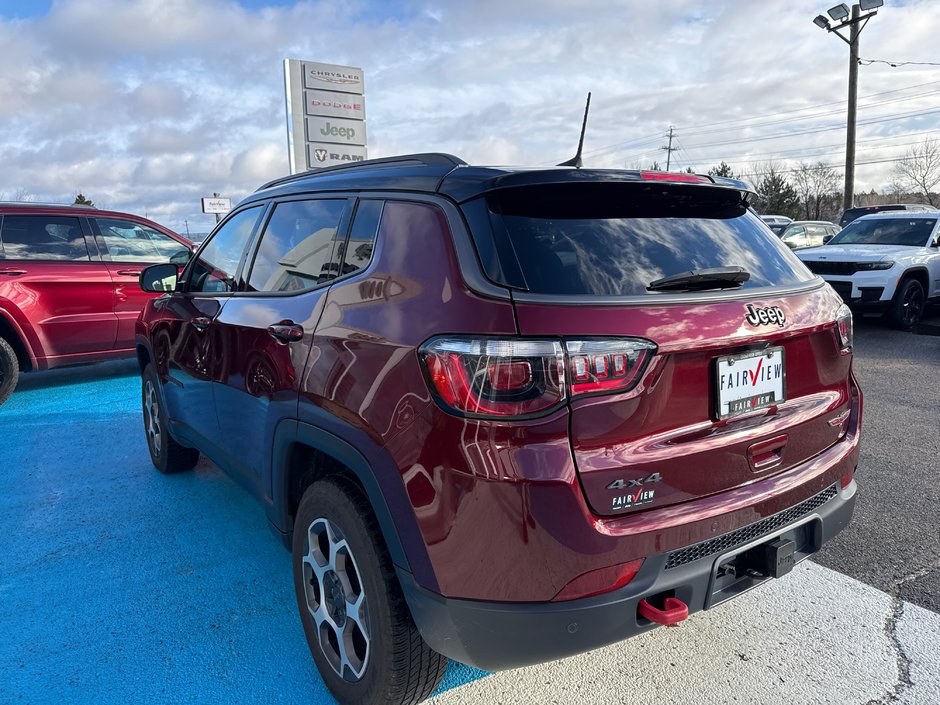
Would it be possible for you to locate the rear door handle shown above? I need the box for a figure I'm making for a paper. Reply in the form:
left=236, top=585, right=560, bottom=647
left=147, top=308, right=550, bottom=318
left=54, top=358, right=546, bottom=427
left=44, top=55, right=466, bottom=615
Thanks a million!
left=0, top=269, right=26, bottom=276
left=191, top=316, right=211, bottom=332
left=267, top=322, right=304, bottom=344
left=116, top=269, right=143, bottom=276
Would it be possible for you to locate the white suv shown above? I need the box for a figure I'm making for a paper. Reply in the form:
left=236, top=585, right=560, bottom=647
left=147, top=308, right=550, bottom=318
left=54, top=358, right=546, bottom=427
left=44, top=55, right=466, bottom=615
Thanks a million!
left=797, top=212, right=940, bottom=328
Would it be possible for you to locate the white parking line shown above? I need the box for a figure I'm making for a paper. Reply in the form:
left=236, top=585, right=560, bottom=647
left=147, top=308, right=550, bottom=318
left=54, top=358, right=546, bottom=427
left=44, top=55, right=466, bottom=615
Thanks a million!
left=430, top=561, right=940, bottom=705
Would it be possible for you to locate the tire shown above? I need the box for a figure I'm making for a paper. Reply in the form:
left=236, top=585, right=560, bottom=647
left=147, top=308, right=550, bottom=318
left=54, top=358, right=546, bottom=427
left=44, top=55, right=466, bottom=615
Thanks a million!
left=141, top=363, right=199, bottom=473
left=292, top=479, right=446, bottom=705
left=888, top=278, right=926, bottom=329
left=0, top=336, right=19, bottom=405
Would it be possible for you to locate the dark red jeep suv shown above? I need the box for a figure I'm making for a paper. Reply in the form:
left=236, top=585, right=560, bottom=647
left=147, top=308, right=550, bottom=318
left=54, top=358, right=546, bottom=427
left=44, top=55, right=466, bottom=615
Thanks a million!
left=0, top=202, right=192, bottom=403
left=135, top=154, right=861, bottom=705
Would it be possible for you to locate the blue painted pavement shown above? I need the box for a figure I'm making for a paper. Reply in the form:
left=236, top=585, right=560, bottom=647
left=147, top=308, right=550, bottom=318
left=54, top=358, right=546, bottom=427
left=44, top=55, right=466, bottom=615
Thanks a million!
left=0, top=361, right=488, bottom=704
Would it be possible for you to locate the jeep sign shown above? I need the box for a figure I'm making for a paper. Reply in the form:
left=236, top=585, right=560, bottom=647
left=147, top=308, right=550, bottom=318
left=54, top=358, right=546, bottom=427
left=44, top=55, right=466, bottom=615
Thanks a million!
left=284, top=59, right=367, bottom=172
left=305, top=116, right=367, bottom=147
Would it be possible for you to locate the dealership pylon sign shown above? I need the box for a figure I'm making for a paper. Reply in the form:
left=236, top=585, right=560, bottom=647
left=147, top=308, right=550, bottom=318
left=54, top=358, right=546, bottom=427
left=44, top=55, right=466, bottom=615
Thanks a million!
left=284, top=59, right=367, bottom=173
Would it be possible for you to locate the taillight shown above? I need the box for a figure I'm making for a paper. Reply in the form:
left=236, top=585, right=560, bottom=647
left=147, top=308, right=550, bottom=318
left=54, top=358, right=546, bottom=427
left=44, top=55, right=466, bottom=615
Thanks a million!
left=835, top=303, right=853, bottom=354
left=565, top=339, right=656, bottom=397
left=420, top=336, right=656, bottom=419
left=420, top=338, right=566, bottom=418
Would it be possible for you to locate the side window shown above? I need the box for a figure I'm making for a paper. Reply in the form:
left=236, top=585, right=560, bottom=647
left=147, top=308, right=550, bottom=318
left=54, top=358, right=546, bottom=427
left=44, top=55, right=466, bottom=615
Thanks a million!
left=337, top=200, right=382, bottom=276
left=188, top=207, right=263, bottom=293
left=95, top=218, right=189, bottom=263
left=247, top=199, right=347, bottom=293
left=0, top=215, right=90, bottom=261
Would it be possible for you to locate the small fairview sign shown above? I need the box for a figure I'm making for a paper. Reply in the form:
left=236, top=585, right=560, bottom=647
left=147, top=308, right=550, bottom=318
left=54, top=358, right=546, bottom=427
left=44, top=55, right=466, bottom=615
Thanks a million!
left=201, top=197, right=231, bottom=214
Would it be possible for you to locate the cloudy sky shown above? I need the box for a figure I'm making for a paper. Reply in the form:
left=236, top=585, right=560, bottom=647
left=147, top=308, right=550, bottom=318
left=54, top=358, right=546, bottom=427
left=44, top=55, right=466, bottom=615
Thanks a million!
left=0, top=0, right=937, bottom=232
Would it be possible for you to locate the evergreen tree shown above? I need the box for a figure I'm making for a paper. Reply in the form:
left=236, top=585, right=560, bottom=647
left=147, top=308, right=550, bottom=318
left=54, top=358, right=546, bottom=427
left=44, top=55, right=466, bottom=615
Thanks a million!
left=74, top=193, right=94, bottom=207
left=708, top=162, right=735, bottom=178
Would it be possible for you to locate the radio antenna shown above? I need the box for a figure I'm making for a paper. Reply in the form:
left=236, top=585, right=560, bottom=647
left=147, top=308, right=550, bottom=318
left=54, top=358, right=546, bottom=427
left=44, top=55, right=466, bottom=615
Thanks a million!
left=557, top=92, right=591, bottom=168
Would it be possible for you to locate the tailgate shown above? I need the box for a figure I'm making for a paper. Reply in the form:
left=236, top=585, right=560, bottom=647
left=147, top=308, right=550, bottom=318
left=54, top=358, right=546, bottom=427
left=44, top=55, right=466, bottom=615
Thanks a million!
left=515, top=286, right=852, bottom=517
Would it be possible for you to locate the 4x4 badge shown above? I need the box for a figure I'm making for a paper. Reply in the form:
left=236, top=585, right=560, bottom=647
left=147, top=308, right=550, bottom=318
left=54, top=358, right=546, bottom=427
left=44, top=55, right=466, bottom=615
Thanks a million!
left=745, top=303, right=786, bottom=327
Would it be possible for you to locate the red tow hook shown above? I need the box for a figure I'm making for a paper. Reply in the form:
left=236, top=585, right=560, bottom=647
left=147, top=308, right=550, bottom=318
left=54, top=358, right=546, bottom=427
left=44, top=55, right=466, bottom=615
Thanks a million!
left=638, top=597, right=689, bottom=627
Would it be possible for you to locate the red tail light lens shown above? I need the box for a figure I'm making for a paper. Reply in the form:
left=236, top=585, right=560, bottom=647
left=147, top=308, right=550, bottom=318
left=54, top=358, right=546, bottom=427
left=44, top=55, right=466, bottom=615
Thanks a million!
left=420, top=336, right=656, bottom=418
left=420, top=338, right=566, bottom=418
left=835, top=303, right=853, bottom=354
left=564, top=339, right=656, bottom=397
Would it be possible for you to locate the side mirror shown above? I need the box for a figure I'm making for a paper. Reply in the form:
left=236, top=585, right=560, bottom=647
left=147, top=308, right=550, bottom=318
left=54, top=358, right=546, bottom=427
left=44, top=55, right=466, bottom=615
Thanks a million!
left=140, top=262, right=179, bottom=293
left=823, top=234, right=834, bottom=244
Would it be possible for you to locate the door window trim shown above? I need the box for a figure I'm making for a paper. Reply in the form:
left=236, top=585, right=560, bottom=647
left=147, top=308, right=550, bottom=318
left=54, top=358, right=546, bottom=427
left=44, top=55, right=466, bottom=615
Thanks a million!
left=179, top=204, right=269, bottom=296
left=233, top=196, right=355, bottom=298
left=0, top=213, right=101, bottom=262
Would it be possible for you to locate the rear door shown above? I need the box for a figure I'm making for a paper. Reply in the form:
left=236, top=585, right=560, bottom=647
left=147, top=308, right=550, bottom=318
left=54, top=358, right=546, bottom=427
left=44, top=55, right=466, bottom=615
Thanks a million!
left=0, top=212, right=116, bottom=362
left=92, top=216, right=192, bottom=350
left=476, top=181, right=853, bottom=517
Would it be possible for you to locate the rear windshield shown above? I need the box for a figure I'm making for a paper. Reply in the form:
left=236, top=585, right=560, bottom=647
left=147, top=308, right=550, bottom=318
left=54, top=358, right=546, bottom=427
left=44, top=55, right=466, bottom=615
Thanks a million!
left=471, top=183, right=814, bottom=296
left=828, top=217, right=937, bottom=247
left=840, top=205, right=904, bottom=225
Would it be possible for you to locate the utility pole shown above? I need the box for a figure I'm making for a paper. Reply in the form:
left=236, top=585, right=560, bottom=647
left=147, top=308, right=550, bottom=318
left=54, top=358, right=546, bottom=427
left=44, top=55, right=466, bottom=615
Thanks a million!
left=661, top=126, right=676, bottom=171
left=844, top=4, right=860, bottom=212
left=812, top=1, right=883, bottom=212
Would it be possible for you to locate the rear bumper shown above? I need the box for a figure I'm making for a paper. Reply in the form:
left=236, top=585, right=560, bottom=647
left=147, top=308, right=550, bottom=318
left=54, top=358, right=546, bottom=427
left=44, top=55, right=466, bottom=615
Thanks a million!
left=401, top=479, right=857, bottom=671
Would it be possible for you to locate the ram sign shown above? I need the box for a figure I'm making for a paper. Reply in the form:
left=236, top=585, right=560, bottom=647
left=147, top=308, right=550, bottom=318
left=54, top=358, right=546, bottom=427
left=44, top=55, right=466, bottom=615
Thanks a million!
left=284, top=59, right=367, bottom=172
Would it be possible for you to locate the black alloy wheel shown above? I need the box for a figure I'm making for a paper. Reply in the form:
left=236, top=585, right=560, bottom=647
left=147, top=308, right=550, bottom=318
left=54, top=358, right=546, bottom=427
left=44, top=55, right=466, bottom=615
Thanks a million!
left=889, top=278, right=926, bottom=329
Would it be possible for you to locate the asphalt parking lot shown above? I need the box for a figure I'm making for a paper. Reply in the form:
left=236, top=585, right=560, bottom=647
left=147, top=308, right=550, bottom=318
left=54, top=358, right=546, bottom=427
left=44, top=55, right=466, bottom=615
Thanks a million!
left=1, top=311, right=938, bottom=705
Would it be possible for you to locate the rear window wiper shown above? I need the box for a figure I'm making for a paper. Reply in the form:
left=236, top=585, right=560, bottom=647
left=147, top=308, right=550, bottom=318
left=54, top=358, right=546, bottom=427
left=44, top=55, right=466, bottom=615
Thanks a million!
left=647, top=266, right=750, bottom=292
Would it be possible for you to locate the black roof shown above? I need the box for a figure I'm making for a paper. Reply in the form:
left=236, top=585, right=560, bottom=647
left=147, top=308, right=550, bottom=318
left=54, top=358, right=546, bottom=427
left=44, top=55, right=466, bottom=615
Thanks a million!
left=247, top=152, right=756, bottom=206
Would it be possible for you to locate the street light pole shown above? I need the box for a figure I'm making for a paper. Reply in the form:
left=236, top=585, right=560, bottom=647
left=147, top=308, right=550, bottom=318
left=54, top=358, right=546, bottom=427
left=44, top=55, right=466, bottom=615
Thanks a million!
left=844, top=4, right=860, bottom=212
left=812, top=1, right=882, bottom=212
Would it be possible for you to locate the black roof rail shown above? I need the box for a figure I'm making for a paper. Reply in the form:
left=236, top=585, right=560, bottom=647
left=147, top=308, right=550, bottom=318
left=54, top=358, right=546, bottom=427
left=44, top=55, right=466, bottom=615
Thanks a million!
left=256, top=153, right=467, bottom=192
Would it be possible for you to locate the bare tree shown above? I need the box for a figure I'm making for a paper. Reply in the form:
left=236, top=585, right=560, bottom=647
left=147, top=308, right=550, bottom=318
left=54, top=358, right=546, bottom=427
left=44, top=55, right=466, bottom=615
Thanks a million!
left=894, top=137, right=940, bottom=206
left=792, top=162, right=841, bottom=220
left=885, top=179, right=905, bottom=202
left=13, top=188, right=35, bottom=202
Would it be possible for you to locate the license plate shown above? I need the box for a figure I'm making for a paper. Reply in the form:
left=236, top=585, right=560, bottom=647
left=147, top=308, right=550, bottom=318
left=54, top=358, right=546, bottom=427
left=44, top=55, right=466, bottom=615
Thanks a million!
left=715, top=347, right=786, bottom=419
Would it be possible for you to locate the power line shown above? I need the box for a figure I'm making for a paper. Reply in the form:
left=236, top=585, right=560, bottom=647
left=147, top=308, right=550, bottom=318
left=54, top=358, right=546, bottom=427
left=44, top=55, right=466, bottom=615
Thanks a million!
left=679, top=130, right=940, bottom=167
left=859, top=58, right=940, bottom=68
left=676, top=88, right=940, bottom=139
left=678, top=107, right=940, bottom=152
left=583, top=80, right=940, bottom=163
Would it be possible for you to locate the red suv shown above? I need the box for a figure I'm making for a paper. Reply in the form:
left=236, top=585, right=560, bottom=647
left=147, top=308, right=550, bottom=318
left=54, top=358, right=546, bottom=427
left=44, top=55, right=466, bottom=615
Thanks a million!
left=0, top=202, right=192, bottom=403
left=135, top=154, right=861, bottom=705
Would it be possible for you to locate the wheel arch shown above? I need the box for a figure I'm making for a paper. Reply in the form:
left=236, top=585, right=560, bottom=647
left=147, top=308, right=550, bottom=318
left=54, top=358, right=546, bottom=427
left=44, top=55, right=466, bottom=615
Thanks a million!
left=899, top=267, right=929, bottom=294
left=270, top=419, right=439, bottom=593
left=0, top=309, right=35, bottom=372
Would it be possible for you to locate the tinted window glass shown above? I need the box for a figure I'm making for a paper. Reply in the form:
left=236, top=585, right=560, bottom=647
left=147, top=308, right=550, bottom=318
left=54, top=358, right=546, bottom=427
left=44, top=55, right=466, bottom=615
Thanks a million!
left=482, top=184, right=813, bottom=296
left=189, top=207, right=263, bottom=293
left=96, top=218, right=187, bottom=262
left=337, top=200, right=382, bottom=276
left=0, top=215, right=90, bottom=261
left=247, top=199, right=346, bottom=293
left=828, top=218, right=937, bottom=247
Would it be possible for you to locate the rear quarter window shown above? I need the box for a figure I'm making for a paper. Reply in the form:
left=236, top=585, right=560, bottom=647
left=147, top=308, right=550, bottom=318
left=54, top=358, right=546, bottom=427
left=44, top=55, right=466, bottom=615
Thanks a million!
left=470, top=183, right=814, bottom=297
